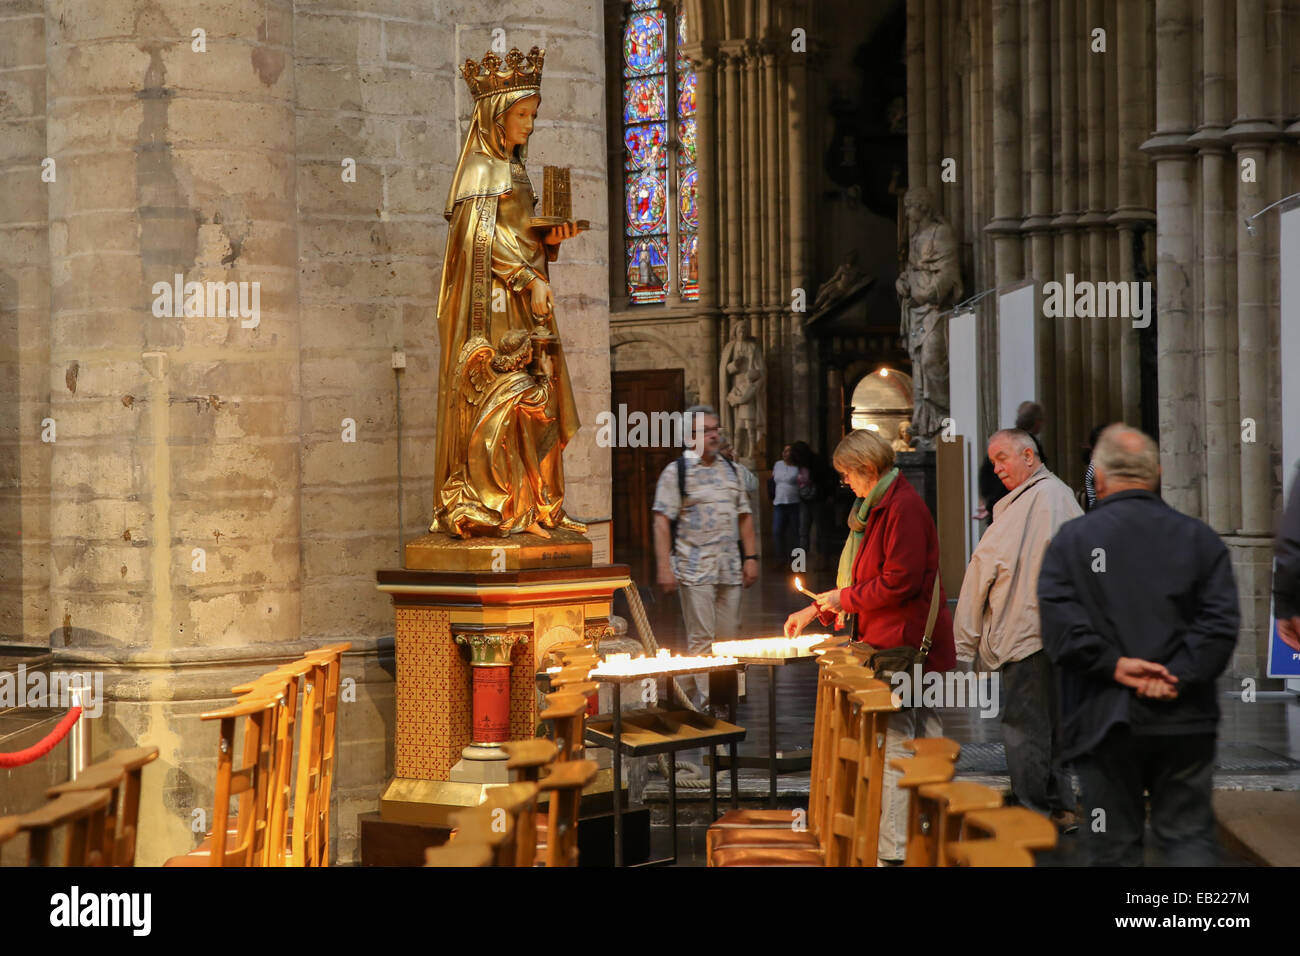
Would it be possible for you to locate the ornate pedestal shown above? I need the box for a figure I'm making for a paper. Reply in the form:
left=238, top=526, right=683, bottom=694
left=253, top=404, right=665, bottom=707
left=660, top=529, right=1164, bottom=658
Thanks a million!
left=375, top=563, right=630, bottom=825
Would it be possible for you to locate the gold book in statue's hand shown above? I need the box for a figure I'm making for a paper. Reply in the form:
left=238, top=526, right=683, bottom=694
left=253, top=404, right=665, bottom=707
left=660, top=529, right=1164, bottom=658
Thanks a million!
left=529, top=217, right=590, bottom=231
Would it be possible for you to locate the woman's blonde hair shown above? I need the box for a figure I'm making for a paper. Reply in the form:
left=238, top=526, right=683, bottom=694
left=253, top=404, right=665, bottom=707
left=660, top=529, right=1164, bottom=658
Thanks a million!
left=833, top=428, right=895, bottom=477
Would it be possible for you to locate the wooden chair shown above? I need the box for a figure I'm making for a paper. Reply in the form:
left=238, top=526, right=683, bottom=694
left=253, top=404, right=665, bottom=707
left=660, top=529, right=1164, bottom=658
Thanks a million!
left=303, top=643, right=350, bottom=865
left=887, top=754, right=956, bottom=867
left=916, top=781, right=1004, bottom=867
left=502, top=739, right=557, bottom=866
left=163, top=695, right=279, bottom=866
left=424, top=842, right=493, bottom=867
left=709, top=674, right=895, bottom=867
left=903, top=737, right=961, bottom=761
left=0, top=816, right=19, bottom=847
left=960, top=806, right=1058, bottom=854
left=538, top=758, right=598, bottom=867
left=45, top=759, right=125, bottom=867
left=845, top=688, right=908, bottom=866
left=14, top=789, right=114, bottom=866
left=947, top=842, right=1036, bottom=867
left=483, top=781, right=542, bottom=866
left=539, top=693, right=588, bottom=761
left=46, top=746, right=159, bottom=867
left=448, top=804, right=517, bottom=867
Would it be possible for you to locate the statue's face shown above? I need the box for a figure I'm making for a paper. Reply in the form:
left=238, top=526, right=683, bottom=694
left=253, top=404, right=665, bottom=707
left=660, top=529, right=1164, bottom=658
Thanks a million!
left=500, top=95, right=539, bottom=151
left=905, top=200, right=925, bottom=225
left=732, top=323, right=744, bottom=342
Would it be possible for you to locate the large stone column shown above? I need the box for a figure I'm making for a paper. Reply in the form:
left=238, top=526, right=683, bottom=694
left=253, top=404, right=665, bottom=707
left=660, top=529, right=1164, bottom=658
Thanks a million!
left=1081, top=0, right=1109, bottom=432
left=0, top=0, right=49, bottom=646
left=1189, top=0, right=1233, bottom=533
left=986, top=0, right=1024, bottom=435
left=1228, top=0, right=1280, bottom=535
left=1053, top=0, right=1083, bottom=475
left=906, top=0, right=926, bottom=193
left=1141, top=0, right=1200, bottom=517
left=1025, top=0, right=1056, bottom=465
left=44, top=0, right=301, bottom=864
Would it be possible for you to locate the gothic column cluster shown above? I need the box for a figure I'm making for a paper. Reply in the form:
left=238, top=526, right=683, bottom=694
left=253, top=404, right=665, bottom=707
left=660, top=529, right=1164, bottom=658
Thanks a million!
left=907, top=0, right=1300, bottom=677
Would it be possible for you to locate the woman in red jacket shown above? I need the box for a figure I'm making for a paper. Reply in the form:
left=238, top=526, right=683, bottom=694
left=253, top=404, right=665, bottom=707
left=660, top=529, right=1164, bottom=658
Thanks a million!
left=785, top=428, right=956, bottom=864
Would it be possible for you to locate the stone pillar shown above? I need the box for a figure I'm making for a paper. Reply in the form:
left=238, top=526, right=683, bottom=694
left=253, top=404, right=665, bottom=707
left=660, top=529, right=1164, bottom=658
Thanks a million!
left=1054, top=0, right=1083, bottom=482
left=786, top=41, right=813, bottom=443
left=1111, top=0, right=1153, bottom=428
left=1189, top=0, right=1233, bottom=533
left=1228, top=0, right=1280, bottom=535
left=906, top=0, right=926, bottom=192
left=723, top=49, right=743, bottom=317
left=1081, top=0, right=1109, bottom=432
left=987, top=0, right=1024, bottom=434
left=924, top=0, right=943, bottom=195
left=44, top=0, right=301, bottom=864
left=0, top=0, right=49, bottom=645
left=1141, top=0, right=1200, bottom=518
left=695, top=53, right=720, bottom=312
left=1025, top=0, right=1056, bottom=465
left=743, top=44, right=761, bottom=322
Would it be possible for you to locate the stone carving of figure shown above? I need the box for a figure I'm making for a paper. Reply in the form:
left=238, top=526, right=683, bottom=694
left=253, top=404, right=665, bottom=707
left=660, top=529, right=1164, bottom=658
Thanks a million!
left=894, top=186, right=962, bottom=447
left=431, top=47, right=586, bottom=538
left=891, top=420, right=915, bottom=453
left=813, top=250, right=863, bottom=313
left=718, top=319, right=766, bottom=468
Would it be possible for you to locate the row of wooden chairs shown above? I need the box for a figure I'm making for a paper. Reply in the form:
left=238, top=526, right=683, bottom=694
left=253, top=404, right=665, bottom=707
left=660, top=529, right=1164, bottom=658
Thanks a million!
left=164, top=642, right=349, bottom=866
left=706, top=644, right=1057, bottom=867
left=425, top=641, right=599, bottom=867
left=0, top=747, right=159, bottom=866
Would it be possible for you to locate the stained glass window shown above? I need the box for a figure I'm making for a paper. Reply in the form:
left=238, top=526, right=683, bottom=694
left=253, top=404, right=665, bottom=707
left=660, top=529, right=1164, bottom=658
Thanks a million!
left=621, top=1, right=698, bottom=304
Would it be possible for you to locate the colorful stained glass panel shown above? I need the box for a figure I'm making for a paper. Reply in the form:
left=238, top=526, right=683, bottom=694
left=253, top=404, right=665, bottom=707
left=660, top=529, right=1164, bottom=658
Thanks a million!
left=625, top=122, right=668, bottom=172
left=624, top=76, right=667, bottom=124
left=623, top=11, right=666, bottom=77
left=676, top=9, right=689, bottom=70
left=627, top=236, right=669, bottom=303
left=678, top=167, right=698, bottom=231
left=677, top=116, right=696, bottom=166
left=626, top=169, right=667, bottom=235
left=676, top=69, right=696, bottom=116
left=679, top=232, right=699, bottom=301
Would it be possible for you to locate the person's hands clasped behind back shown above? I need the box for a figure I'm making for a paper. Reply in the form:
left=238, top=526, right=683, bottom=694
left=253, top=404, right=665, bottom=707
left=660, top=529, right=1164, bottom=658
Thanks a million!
left=1114, top=656, right=1180, bottom=699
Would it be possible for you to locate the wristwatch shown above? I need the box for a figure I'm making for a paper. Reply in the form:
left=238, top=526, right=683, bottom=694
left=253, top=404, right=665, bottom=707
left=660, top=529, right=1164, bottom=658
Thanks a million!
left=742, top=554, right=758, bottom=562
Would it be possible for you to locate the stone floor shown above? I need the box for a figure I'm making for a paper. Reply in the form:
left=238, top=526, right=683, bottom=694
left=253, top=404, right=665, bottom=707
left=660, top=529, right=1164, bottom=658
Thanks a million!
left=631, top=570, right=1300, bottom=867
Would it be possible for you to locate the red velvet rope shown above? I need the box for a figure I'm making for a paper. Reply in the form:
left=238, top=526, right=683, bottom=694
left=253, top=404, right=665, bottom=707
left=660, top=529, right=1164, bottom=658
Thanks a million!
left=0, top=705, right=82, bottom=768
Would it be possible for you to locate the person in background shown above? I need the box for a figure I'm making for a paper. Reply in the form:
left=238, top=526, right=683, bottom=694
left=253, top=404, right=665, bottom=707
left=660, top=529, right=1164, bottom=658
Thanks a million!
left=770, top=443, right=803, bottom=571
left=719, top=429, right=759, bottom=496
left=1274, top=460, right=1300, bottom=653
left=954, top=428, right=1081, bottom=831
left=653, top=406, right=759, bottom=708
left=784, top=428, right=955, bottom=865
left=1040, top=425, right=1239, bottom=865
left=791, top=440, right=818, bottom=555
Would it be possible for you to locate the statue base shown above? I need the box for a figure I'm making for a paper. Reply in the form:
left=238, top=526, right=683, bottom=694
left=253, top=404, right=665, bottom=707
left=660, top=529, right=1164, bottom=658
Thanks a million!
left=404, top=529, right=592, bottom=571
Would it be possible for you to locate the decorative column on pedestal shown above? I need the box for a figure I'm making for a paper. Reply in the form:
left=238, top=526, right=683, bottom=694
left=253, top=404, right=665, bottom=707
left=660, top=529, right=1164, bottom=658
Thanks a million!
left=451, top=631, right=528, bottom=781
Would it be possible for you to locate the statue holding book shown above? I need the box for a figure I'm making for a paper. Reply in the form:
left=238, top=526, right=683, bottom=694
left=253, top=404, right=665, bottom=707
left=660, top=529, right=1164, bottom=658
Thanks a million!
left=430, top=46, right=590, bottom=539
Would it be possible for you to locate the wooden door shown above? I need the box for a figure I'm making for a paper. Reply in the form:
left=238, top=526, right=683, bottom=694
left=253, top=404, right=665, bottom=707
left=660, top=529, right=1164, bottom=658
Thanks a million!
left=611, top=368, right=684, bottom=589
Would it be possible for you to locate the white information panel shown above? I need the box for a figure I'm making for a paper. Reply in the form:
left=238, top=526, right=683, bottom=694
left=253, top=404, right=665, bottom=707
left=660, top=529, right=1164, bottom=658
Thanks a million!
left=997, top=281, right=1038, bottom=429
left=948, top=308, right=980, bottom=562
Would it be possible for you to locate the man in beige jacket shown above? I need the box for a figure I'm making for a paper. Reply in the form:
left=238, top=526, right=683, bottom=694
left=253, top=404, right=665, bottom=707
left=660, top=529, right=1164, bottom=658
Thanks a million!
left=955, top=428, right=1083, bottom=829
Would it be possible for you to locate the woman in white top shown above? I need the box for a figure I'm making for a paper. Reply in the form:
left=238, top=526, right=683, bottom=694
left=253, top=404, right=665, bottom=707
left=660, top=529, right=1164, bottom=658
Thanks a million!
left=770, top=444, right=805, bottom=567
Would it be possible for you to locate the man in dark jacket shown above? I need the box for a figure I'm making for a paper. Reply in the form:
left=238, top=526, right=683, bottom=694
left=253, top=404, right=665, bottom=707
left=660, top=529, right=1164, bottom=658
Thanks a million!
left=1038, top=425, right=1239, bottom=866
left=1275, top=462, right=1300, bottom=653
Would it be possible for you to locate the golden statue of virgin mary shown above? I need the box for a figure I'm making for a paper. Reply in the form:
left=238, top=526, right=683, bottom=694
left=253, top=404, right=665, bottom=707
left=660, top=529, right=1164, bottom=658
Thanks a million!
left=430, top=47, right=586, bottom=540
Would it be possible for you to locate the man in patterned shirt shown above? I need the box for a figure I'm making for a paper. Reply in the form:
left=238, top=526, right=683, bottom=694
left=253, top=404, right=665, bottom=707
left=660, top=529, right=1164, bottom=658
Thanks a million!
left=653, top=405, right=759, bottom=705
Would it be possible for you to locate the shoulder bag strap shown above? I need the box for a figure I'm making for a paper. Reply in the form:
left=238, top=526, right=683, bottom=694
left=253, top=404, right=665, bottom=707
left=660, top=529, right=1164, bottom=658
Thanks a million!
left=919, top=574, right=942, bottom=657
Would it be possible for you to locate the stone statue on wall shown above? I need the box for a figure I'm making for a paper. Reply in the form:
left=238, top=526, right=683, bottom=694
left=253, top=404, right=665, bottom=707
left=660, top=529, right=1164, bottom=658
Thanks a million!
left=894, top=186, right=962, bottom=448
left=719, top=318, right=766, bottom=469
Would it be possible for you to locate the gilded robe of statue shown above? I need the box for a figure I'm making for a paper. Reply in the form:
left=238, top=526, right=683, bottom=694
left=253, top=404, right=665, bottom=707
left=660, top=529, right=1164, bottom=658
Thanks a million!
left=431, top=82, right=581, bottom=537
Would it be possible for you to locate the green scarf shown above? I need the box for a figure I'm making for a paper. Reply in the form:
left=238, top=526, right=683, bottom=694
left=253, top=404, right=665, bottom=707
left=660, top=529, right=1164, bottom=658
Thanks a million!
left=836, top=467, right=899, bottom=591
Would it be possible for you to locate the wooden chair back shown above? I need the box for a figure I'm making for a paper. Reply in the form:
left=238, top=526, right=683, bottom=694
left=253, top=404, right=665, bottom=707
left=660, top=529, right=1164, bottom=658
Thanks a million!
left=847, top=687, right=903, bottom=866
left=959, top=806, right=1058, bottom=853
left=306, top=643, right=349, bottom=866
left=198, top=695, right=279, bottom=866
left=887, top=754, right=956, bottom=867
left=539, top=693, right=588, bottom=761
left=819, top=667, right=885, bottom=840
left=15, top=789, right=114, bottom=866
left=539, top=759, right=598, bottom=867
left=947, top=842, right=1035, bottom=867
left=916, top=781, right=1004, bottom=867
left=46, top=759, right=126, bottom=866
left=424, top=842, right=493, bottom=867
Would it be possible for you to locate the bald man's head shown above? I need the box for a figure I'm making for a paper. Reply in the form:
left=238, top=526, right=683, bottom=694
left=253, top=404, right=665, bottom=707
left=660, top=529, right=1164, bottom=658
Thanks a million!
left=1093, top=424, right=1160, bottom=498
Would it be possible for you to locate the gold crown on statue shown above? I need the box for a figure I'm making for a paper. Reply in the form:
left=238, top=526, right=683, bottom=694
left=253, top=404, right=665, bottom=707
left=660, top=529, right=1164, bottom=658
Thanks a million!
left=461, top=46, right=546, bottom=100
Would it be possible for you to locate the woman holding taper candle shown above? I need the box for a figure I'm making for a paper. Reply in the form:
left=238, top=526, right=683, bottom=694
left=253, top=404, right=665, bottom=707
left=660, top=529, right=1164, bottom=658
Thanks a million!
left=784, top=428, right=955, bottom=865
